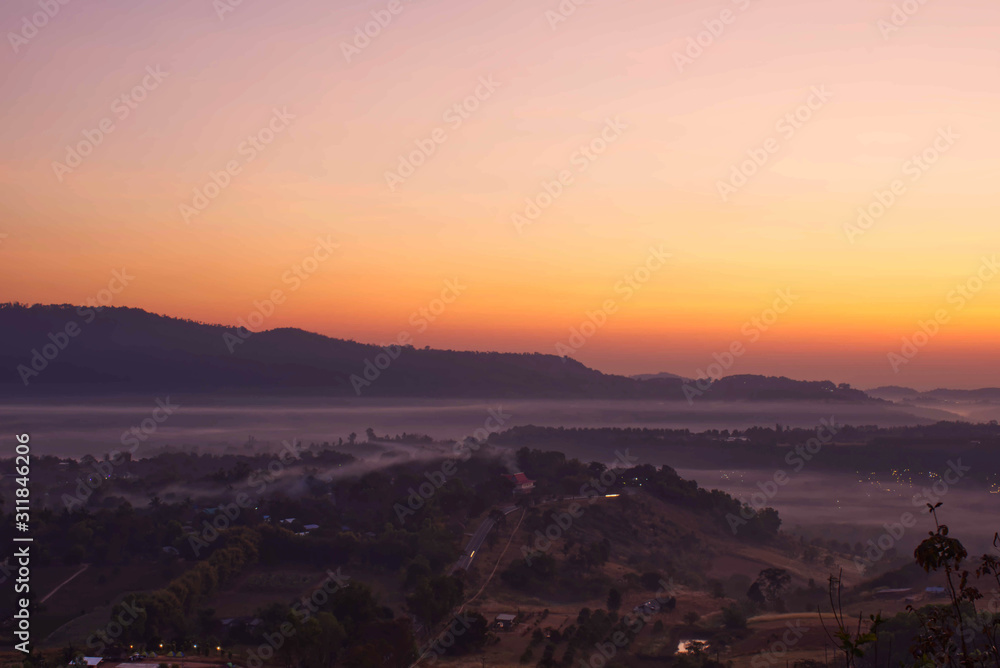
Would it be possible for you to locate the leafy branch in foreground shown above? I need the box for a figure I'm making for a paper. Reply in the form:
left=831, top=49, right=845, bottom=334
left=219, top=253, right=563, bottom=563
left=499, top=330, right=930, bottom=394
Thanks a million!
left=819, top=568, right=884, bottom=667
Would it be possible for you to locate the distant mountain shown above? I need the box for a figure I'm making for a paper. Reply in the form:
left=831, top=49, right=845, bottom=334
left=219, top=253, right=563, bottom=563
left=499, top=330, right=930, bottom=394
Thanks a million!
left=866, top=385, right=920, bottom=402
left=631, top=371, right=692, bottom=382
left=867, top=385, right=1000, bottom=404
left=0, top=304, right=883, bottom=402
left=923, top=388, right=1000, bottom=401
left=702, top=374, right=875, bottom=402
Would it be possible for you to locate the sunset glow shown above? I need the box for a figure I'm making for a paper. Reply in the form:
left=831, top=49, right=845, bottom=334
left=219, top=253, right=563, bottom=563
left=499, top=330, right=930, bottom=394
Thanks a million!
left=3, top=0, right=999, bottom=388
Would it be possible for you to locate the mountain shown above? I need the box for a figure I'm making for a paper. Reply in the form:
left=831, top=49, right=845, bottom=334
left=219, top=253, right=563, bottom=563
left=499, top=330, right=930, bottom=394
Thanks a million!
left=701, top=374, right=874, bottom=402
left=868, top=385, right=1000, bottom=404
left=923, top=387, right=1000, bottom=401
left=0, top=304, right=882, bottom=402
left=631, top=371, right=692, bottom=382
left=866, top=385, right=920, bottom=401
left=0, top=304, right=652, bottom=398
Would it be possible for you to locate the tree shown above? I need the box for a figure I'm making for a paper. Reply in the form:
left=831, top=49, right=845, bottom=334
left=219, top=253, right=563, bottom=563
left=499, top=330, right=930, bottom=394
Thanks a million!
left=446, top=612, right=490, bottom=655
left=606, top=588, right=621, bottom=612
left=752, top=567, right=791, bottom=603
left=746, top=581, right=765, bottom=605
left=819, top=571, right=882, bottom=667
left=640, top=571, right=663, bottom=590
left=721, top=604, right=747, bottom=630
left=488, top=508, right=507, bottom=528
left=908, top=503, right=988, bottom=665
left=343, top=619, right=416, bottom=667
left=406, top=575, right=463, bottom=626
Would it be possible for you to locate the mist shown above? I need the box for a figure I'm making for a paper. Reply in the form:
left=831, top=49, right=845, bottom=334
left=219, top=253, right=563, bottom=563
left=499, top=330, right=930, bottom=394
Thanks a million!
left=1, top=396, right=946, bottom=458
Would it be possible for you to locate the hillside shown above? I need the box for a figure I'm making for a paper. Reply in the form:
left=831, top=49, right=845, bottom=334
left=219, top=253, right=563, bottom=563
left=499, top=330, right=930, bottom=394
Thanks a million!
left=0, top=304, right=661, bottom=398
left=413, top=488, right=895, bottom=667
left=3, top=303, right=881, bottom=402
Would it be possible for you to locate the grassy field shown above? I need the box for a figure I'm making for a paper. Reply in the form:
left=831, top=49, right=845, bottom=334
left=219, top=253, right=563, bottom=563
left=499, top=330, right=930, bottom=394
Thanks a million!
left=417, top=491, right=920, bottom=667
left=37, top=560, right=180, bottom=646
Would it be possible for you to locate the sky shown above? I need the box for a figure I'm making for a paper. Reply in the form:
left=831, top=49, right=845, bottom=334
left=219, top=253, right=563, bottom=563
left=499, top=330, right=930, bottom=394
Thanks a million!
left=1, top=0, right=999, bottom=389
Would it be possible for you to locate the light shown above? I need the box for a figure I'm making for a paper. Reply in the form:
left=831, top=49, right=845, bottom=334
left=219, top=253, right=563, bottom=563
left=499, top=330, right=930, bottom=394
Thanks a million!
left=160, top=644, right=163, bottom=648
left=217, top=647, right=221, bottom=651
left=605, top=494, right=620, bottom=498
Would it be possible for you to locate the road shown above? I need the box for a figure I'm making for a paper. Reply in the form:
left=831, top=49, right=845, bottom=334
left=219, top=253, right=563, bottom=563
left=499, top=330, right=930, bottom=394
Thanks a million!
left=449, top=489, right=631, bottom=573
left=39, top=563, right=89, bottom=604
left=451, top=505, right=517, bottom=572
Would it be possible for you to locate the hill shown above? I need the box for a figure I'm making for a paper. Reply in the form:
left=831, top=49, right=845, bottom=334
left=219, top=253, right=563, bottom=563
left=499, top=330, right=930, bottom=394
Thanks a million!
left=0, top=304, right=660, bottom=398
left=631, top=371, right=692, bottom=382
left=1, top=303, right=881, bottom=402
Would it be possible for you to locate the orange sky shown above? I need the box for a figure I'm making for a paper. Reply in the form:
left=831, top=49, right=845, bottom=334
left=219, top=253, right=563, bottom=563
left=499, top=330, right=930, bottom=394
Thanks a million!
left=2, top=0, right=999, bottom=389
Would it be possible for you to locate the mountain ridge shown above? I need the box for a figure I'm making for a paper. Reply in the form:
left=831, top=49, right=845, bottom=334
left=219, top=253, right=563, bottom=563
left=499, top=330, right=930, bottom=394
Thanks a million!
left=0, top=303, right=885, bottom=401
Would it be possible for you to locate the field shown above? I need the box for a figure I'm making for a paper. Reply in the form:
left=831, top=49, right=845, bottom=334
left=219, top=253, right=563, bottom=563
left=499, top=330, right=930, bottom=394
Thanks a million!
left=35, top=560, right=180, bottom=646
left=417, top=491, right=941, bottom=667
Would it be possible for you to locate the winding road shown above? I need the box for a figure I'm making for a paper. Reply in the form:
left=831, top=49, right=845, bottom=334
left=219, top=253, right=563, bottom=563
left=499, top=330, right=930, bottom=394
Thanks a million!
left=451, top=505, right=517, bottom=573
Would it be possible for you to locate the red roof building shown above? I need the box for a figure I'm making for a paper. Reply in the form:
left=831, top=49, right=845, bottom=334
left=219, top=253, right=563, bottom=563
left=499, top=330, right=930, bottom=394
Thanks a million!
left=502, top=472, right=535, bottom=493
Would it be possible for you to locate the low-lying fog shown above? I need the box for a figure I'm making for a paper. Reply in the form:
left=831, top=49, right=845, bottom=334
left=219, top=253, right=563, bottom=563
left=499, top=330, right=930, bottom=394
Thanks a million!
left=1, top=396, right=938, bottom=458
left=5, top=395, right=996, bottom=560
left=680, top=468, right=1000, bottom=559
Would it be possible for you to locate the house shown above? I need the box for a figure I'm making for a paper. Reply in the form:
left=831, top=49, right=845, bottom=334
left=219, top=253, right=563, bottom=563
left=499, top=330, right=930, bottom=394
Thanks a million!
left=632, top=600, right=661, bottom=615
left=494, top=613, right=517, bottom=631
left=222, top=617, right=263, bottom=632
left=81, top=658, right=103, bottom=667
left=304, top=524, right=320, bottom=531
left=502, top=472, right=535, bottom=494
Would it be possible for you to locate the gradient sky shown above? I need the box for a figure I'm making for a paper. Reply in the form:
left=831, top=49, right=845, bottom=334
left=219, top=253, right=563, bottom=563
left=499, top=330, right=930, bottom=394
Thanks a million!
left=2, top=0, right=999, bottom=389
